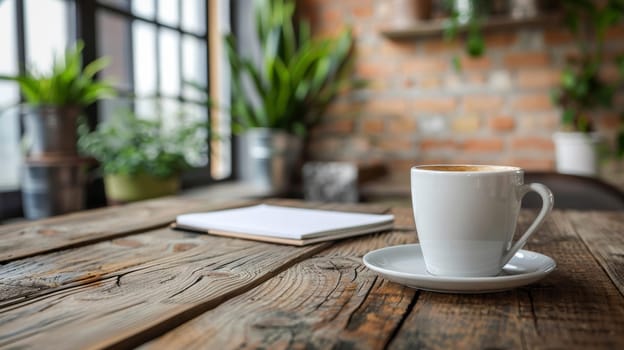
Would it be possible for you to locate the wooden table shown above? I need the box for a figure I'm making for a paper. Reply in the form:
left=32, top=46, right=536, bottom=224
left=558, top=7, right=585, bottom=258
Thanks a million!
left=1, top=197, right=623, bottom=349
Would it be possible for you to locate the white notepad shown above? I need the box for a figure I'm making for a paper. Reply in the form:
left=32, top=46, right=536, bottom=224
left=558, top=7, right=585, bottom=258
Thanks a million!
left=174, top=204, right=395, bottom=246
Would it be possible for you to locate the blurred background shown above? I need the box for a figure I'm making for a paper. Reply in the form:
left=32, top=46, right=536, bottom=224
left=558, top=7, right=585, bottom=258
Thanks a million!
left=1, top=0, right=623, bottom=220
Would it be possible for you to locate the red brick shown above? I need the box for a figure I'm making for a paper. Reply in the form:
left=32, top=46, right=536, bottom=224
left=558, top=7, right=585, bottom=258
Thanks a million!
left=422, top=40, right=460, bottom=53
left=355, top=44, right=376, bottom=59
left=596, top=114, right=621, bottom=130
left=513, top=94, right=554, bottom=112
left=380, top=41, right=417, bottom=55
left=599, top=64, right=621, bottom=83
left=313, top=118, right=354, bottom=135
left=461, top=138, right=504, bottom=153
left=484, top=32, right=516, bottom=47
left=452, top=115, right=480, bottom=133
left=606, top=24, right=624, bottom=40
left=418, top=76, right=443, bottom=89
left=402, top=57, right=448, bottom=74
left=460, top=56, right=491, bottom=71
left=348, top=135, right=371, bottom=153
left=466, top=73, right=487, bottom=85
left=353, top=3, right=373, bottom=18
left=365, top=99, right=406, bottom=115
left=326, top=101, right=361, bottom=116
left=489, top=115, right=516, bottom=132
left=511, top=137, right=554, bottom=151
left=504, top=52, right=549, bottom=68
left=387, top=115, right=417, bottom=133
left=517, top=113, right=559, bottom=131
left=376, top=137, right=414, bottom=152
left=355, top=62, right=394, bottom=79
left=517, top=69, right=561, bottom=89
left=412, top=97, right=457, bottom=113
left=544, top=29, right=573, bottom=45
left=420, top=139, right=456, bottom=151
left=321, top=8, right=341, bottom=23
left=308, top=137, right=342, bottom=157
left=463, top=94, right=504, bottom=113
left=361, top=119, right=384, bottom=134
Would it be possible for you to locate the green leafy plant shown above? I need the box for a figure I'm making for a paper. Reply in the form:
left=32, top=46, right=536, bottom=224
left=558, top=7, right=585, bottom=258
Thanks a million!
left=220, top=0, right=359, bottom=135
left=550, top=0, right=624, bottom=156
left=444, top=0, right=488, bottom=69
left=0, top=41, right=115, bottom=106
left=78, top=109, right=207, bottom=178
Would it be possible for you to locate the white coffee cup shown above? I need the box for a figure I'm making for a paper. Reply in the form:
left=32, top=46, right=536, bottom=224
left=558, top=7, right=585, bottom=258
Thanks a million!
left=411, top=165, right=554, bottom=277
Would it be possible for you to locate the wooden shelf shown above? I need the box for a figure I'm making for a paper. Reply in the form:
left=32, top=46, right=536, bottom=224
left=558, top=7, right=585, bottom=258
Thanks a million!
left=380, top=14, right=562, bottom=40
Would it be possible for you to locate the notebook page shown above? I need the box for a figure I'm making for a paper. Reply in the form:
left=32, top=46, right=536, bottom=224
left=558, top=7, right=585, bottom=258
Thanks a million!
left=176, top=204, right=394, bottom=239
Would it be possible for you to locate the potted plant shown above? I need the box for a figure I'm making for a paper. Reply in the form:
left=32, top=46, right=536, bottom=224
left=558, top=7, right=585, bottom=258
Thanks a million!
left=219, top=0, right=359, bottom=194
left=551, top=0, right=624, bottom=176
left=78, top=109, right=206, bottom=203
left=0, top=41, right=114, bottom=219
left=0, top=41, right=114, bottom=157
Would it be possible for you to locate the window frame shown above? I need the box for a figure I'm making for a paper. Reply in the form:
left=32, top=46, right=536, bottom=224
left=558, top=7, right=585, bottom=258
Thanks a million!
left=0, top=0, right=233, bottom=221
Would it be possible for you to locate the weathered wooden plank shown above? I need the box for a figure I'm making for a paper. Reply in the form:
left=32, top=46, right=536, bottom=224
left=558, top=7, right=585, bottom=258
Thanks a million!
left=0, top=201, right=392, bottom=349
left=141, top=207, right=417, bottom=350
left=0, top=200, right=392, bottom=306
left=0, top=197, right=253, bottom=263
left=387, top=211, right=624, bottom=350
left=566, top=211, right=624, bottom=296
left=0, top=228, right=223, bottom=304
left=0, top=235, right=331, bottom=349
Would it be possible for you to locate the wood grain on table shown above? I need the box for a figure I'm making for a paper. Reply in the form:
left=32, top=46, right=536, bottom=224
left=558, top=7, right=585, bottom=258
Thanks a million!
left=1, top=198, right=623, bottom=349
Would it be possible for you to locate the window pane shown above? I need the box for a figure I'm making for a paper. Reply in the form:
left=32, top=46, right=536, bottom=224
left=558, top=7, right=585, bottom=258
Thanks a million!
left=158, top=0, right=179, bottom=27
left=99, top=97, right=132, bottom=122
left=97, top=12, right=131, bottom=91
left=132, top=0, right=155, bottom=19
left=160, top=97, right=181, bottom=130
left=25, top=0, right=67, bottom=71
left=183, top=102, right=209, bottom=167
left=159, top=28, right=180, bottom=97
left=0, top=0, right=20, bottom=190
left=181, top=0, right=205, bottom=34
left=182, top=35, right=206, bottom=101
left=133, top=21, right=157, bottom=96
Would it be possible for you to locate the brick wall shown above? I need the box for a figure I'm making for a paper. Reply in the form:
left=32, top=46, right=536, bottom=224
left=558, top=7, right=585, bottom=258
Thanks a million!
left=302, top=0, right=624, bottom=182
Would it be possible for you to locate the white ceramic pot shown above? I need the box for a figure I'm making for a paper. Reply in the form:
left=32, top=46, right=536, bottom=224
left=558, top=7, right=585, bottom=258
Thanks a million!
left=553, top=132, right=600, bottom=176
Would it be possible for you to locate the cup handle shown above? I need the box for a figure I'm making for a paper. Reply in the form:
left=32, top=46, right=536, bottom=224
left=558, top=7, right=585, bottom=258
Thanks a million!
left=500, top=183, right=554, bottom=268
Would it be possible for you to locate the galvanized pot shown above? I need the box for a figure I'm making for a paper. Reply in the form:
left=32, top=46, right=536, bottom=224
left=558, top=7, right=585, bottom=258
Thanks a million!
left=236, top=128, right=302, bottom=195
left=21, top=157, right=89, bottom=219
left=24, top=105, right=81, bottom=157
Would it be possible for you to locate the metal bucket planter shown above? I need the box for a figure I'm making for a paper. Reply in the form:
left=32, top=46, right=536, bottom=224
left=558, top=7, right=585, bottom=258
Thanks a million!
left=22, top=157, right=89, bottom=219
left=237, top=128, right=302, bottom=195
left=24, top=105, right=81, bottom=157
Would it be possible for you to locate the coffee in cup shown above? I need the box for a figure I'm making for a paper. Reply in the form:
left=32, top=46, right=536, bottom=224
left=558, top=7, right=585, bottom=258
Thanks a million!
left=411, top=164, right=554, bottom=277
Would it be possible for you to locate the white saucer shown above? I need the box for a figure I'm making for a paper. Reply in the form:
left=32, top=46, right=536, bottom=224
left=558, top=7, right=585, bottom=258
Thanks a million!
left=363, top=244, right=556, bottom=293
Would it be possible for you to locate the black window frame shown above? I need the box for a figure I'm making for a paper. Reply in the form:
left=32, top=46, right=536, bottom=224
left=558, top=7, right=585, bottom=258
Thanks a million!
left=0, top=0, right=233, bottom=221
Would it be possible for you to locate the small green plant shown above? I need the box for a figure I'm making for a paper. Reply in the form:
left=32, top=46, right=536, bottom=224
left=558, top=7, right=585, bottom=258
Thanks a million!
left=443, top=0, right=488, bottom=70
left=551, top=0, right=624, bottom=131
left=78, top=109, right=207, bottom=178
left=219, top=0, right=360, bottom=136
left=550, top=0, right=624, bottom=157
left=0, top=41, right=115, bottom=106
